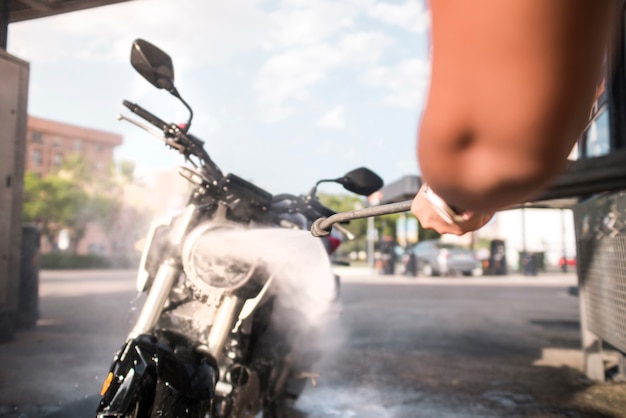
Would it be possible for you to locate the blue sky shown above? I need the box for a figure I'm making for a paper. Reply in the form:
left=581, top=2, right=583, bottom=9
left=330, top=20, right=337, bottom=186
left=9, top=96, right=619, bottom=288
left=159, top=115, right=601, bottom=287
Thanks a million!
left=8, top=0, right=431, bottom=196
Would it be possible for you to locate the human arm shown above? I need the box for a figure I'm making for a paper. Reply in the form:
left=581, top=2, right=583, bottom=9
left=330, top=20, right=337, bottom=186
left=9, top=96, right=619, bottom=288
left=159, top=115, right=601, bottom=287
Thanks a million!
left=413, top=0, right=619, bottom=233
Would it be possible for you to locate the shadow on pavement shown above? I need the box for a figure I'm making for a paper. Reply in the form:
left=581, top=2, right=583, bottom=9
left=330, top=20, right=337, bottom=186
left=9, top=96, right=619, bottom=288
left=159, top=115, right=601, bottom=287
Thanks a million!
left=42, top=394, right=100, bottom=418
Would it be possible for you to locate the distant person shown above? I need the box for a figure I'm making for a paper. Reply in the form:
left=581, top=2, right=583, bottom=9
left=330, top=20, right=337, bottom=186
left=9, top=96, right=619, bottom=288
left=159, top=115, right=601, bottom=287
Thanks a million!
left=411, top=0, right=619, bottom=235
left=379, top=236, right=397, bottom=275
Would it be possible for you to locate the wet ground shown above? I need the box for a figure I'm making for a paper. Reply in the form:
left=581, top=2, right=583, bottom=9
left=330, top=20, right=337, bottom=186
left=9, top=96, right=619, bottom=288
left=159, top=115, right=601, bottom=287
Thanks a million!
left=0, top=269, right=625, bottom=417
left=288, top=271, right=626, bottom=418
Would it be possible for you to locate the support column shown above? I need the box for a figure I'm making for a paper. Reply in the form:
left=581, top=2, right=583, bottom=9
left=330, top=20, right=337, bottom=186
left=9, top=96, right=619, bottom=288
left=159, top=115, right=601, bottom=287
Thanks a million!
left=0, top=0, right=8, bottom=50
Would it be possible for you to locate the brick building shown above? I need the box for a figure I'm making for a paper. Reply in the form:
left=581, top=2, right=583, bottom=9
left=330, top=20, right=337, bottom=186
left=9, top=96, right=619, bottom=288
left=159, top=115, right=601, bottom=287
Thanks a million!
left=25, top=116, right=124, bottom=255
left=26, top=116, right=122, bottom=177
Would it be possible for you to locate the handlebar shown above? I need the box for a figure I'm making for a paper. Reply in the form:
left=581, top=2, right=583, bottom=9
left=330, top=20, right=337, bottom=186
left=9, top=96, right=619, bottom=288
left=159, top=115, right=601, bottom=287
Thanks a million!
left=272, top=193, right=337, bottom=222
left=123, top=100, right=169, bottom=132
left=120, top=99, right=381, bottom=233
left=120, top=100, right=223, bottom=179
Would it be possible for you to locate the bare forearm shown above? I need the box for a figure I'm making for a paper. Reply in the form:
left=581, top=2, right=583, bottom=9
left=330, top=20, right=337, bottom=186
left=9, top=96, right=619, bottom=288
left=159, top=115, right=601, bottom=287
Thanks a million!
left=418, top=0, right=618, bottom=212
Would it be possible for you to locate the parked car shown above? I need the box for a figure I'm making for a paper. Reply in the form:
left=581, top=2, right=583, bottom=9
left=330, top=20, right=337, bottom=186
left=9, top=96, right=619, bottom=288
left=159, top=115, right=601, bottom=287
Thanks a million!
left=406, top=240, right=480, bottom=277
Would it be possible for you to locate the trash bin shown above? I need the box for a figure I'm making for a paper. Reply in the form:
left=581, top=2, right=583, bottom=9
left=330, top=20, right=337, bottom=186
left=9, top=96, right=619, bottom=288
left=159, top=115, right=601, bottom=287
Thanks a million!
left=18, top=225, right=40, bottom=329
left=520, top=252, right=538, bottom=276
left=488, top=239, right=507, bottom=275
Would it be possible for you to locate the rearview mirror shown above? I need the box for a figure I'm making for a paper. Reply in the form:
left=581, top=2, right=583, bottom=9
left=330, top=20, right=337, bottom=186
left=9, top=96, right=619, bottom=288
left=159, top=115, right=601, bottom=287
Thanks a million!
left=335, top=167, right=383, bottom=196
left=130, top=39, right=175, bottom=92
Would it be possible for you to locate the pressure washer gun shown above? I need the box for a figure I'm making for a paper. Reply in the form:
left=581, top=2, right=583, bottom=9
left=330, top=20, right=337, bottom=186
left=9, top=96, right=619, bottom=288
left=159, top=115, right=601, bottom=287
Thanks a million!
left=310, top=200, right=412, bottom=237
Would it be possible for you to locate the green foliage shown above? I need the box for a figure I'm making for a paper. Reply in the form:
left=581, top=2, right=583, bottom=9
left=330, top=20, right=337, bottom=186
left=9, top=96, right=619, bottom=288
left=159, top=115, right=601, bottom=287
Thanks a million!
left=475, top=237, right=493, bottom=250
left=23, top=172, right=90, bottom=251
left=39, top=253, right=138, bottom=269
left=376, top=213, right=400, bottom=239
left=318, top=193, right=365, bottom=213
left=88, top=194, right=122, bottom=233
left=58, top=154, right=91, bottom=181
left=22, top=155, right=129, bottom=254
left=118, top=159, right=136, bottom=183
left=419, top=226, right=441, bottom=242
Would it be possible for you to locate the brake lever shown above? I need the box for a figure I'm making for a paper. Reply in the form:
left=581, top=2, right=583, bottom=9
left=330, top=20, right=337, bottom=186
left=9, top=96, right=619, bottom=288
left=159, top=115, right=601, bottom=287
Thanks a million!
left=117, top=114, right=185, bottom=153
left=311, top=200, right=412, bottom=237
left=332, top=223, right=355, bottom=240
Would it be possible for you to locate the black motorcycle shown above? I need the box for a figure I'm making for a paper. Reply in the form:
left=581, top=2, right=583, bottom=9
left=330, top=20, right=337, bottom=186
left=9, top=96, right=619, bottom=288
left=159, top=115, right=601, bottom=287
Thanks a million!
left=96, top=39, right=383, bottom=418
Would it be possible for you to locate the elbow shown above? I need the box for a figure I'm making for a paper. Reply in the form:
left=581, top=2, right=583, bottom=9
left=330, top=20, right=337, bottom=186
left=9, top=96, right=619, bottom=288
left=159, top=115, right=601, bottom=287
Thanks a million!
left=418, top=120, right=574, bottom=212
left=422, top=155, right=565, bottom=212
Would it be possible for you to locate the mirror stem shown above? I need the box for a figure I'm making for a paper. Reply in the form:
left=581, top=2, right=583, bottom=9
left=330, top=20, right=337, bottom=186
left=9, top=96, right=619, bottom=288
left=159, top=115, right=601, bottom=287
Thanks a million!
left=169, top=87, right=194, bottom=132
left=309, top=179, right=334, bottom=197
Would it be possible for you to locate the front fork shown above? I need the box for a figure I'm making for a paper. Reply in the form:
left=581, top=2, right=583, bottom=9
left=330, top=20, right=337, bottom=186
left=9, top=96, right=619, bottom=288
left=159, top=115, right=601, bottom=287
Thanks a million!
left=98, top=204, right=220, bottom=416
left=128, top=259, right=180, bottom=339
left=129, top=204, right=197, bottom=339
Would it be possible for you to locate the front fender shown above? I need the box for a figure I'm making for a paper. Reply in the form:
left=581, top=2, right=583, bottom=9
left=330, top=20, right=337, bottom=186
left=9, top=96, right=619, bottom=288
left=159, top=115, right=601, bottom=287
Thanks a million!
left=97, top=334, right=218, bottom=416
left=97, top=335, right=156, bottom=416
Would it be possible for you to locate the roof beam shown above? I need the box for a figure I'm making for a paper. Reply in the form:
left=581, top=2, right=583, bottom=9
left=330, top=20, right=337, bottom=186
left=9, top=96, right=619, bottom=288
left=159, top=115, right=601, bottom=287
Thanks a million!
left=18, top=0, right=54, bottom=14
left=9, top=0, right=133, bottom=23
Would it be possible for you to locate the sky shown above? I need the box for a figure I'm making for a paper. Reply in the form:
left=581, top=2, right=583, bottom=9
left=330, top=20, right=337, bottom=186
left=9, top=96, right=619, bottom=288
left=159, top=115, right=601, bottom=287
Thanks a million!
left=8, top=0, right=431, bottom=196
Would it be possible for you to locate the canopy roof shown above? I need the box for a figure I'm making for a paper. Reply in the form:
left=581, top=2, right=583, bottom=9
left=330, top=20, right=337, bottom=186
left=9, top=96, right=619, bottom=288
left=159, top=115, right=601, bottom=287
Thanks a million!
left=7, top=0, right=131, bottom=23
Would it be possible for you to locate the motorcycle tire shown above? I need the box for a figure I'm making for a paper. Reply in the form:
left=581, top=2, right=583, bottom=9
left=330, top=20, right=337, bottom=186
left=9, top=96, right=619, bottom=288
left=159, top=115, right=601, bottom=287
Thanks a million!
left=262, top=393, right=295, bottom=418
left=149, top=379, right=204, bottom=418
left=127, top=400, right=143, bottom=418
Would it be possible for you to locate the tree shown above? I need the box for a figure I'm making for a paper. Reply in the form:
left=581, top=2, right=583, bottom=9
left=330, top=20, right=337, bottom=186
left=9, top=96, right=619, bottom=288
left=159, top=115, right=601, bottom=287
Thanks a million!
left=22, top=172, right=89, bottom=252
left=22, top=154, right=136, bottom=254
left=117, top=159, right=136, bottom=184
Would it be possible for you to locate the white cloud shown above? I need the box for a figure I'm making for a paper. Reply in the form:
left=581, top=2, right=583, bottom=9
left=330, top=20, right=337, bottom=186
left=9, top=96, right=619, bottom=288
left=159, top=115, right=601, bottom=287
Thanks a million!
left=252, top=0, right=430, bottom=123
left=263, top=0, right=360, bottom=50
left=255, top=42, right=340, bottom=122
left=9, top=0, right=271, bottom=68
left=10, top=0, right=429, bottom=125
left=254, top=30, right=392, bottom=122
left=338, top=31, right=391, bottom=64
left=8, top=0, right=431, bottom=193
left=362, top=58, right=431, bottom=109
left=318, top=105, right=346, bottom=129
left=367, top=0, right=430, bottom=33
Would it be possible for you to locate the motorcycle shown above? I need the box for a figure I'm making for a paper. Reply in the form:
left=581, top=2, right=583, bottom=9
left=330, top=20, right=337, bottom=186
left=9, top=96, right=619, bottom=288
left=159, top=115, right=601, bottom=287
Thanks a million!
left=96, top=39, right=383, bottom=418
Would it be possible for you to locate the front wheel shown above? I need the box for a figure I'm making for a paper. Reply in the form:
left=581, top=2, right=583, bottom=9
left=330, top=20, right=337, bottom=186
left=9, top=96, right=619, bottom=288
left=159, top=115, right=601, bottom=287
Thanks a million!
left=126, top=399, right=146, bottom=418
left=150, top=379, right=205, bottom=418
left=262, top=393, right=297, bottom=418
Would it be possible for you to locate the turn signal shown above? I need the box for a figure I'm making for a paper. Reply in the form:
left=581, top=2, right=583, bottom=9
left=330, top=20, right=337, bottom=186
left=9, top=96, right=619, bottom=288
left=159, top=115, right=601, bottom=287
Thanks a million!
left=100, top=372, right=114, bottom=396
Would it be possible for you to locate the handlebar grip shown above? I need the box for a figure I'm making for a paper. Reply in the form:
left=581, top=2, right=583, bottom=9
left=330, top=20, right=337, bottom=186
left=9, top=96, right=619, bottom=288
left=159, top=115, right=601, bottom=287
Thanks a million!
left=123, top=100, right=169, bottom=132
left=308, top=197, right=336, bottom=218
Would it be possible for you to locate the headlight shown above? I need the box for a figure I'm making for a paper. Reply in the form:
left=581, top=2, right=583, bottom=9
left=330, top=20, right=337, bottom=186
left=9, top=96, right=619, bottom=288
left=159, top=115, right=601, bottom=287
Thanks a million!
left=182, top=222, right=256, bottom=294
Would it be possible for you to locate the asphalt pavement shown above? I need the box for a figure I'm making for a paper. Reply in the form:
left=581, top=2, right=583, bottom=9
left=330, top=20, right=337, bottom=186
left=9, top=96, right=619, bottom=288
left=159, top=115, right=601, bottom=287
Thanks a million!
left=0, top=268, right=624, bottom=418
left=0, top=269, right=140, bottom=418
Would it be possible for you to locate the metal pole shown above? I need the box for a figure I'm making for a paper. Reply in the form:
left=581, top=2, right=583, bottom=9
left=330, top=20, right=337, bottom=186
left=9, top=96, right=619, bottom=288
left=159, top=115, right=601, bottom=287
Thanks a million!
left=1, top=0, right=9, bottom=50
left=521, top=207, right=527, bottom=253
left=367, top=215, right=375, bottom=268
left=404, top=213, right=409, bottom=249
left=561, top=209, right=567, bottom=272
left=521, top=207, right=527, bottom=273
